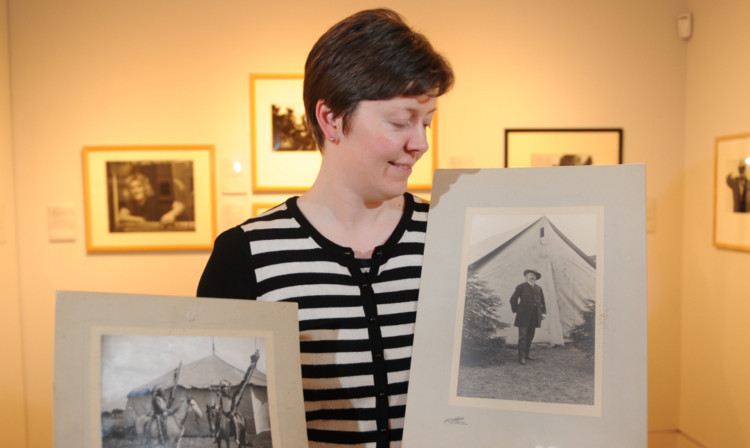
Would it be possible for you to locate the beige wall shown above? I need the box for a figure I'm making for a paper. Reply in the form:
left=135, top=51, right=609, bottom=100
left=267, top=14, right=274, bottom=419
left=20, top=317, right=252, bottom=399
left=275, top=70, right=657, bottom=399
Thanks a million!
left=0, top=0, right=29, bottom=445
left=4, top=0, right=723, bottom=446
left=681, top=0, right=750, bottom=446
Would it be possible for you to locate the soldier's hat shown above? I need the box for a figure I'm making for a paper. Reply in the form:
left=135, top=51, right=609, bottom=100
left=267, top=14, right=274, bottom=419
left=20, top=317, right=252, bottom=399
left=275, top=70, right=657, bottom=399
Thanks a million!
left=523, top=269, right=541, bottom=280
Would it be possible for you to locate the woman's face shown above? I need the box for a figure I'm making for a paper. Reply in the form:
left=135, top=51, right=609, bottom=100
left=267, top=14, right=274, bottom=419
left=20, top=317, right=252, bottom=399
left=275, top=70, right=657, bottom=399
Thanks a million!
left=333, top=94, right=437, bottom=201
left=129, top=179, right=146, bottom=202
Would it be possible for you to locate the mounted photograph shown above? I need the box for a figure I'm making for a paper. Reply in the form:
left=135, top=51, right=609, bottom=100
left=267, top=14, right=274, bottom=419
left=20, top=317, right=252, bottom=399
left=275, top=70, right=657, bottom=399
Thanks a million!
left=54, top=291, right=308, bottom=448
left=403, top=166, right=647, bottom=447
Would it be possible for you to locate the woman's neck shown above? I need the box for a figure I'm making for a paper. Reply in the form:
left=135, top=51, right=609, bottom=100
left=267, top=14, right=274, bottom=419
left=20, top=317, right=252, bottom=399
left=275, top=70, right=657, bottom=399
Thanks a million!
left=298, top=184, right=405, bottom=258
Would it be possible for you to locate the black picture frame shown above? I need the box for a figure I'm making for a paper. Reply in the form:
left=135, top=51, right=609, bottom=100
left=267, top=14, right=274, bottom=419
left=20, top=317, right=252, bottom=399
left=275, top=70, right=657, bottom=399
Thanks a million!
left=504, top=128, right=623, bottom=168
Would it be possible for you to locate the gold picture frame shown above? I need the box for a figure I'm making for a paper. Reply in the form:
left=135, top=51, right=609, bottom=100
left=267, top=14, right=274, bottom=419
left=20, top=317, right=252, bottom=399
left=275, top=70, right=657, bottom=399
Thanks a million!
left=82, top=145, right=217, bottom=252
left=250, top=73, right=437, bottom=192
left=713, top=132, right=750, bottom=251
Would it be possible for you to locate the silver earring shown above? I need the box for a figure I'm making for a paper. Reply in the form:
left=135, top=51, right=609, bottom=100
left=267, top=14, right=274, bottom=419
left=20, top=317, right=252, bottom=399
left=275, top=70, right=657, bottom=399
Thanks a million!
left=329, top=137, right=335, bottom=141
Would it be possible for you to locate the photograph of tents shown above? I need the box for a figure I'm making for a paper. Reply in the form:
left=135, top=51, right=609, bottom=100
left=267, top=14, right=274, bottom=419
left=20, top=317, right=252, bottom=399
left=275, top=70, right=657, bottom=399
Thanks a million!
left=100, top=334, right=272, bottom=448
left=453, top=209, right=602, bottom=411
left=55, top=292, right=308, bottom=448
left=404, top=166, right=646, bottom=446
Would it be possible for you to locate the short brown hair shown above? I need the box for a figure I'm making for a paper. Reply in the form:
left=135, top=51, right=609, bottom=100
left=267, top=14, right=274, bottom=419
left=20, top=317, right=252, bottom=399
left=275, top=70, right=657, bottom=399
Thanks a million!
left=303, top=8, right=454, bottom=149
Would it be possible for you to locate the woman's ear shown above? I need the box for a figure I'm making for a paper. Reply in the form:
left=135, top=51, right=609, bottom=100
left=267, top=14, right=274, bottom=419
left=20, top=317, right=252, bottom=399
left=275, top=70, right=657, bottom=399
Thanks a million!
left=316, top=99, right=339, bottom=144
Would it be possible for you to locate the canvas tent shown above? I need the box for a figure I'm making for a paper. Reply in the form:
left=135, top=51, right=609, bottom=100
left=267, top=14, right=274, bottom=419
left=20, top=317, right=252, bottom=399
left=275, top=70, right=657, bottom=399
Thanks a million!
left=468, top=216, right=596, bottom=346
left=122, top=352, right=269, bottom=437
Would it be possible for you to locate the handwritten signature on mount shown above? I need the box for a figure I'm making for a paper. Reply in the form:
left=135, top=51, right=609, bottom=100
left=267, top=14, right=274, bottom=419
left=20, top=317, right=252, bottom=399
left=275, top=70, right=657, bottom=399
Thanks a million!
left=443, top=416, right=467, bottom=425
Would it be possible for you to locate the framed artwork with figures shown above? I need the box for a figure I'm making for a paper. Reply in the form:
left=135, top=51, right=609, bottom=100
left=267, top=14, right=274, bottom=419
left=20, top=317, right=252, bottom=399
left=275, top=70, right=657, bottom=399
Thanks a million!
left=82, top=145, right=216, bottom=252
left=250, top=73, right=438, bottom=192
left=714, top=132, right=750, bottom=251
left=505, top=128, right=622, bottom=168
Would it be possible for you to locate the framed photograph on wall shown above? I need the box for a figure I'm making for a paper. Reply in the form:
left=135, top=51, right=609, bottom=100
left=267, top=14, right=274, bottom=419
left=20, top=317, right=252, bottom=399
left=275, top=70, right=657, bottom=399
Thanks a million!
left=250, top=73, right=437, bottom=192
left=714, top=132, right=750, bottom=251
left=403, top=166, right=647, bottom=447
left=505, top=128, right=623, bottom=168
left=82, top=145, right=216, bottom=252
left=54, top=291, right=308, bottom=448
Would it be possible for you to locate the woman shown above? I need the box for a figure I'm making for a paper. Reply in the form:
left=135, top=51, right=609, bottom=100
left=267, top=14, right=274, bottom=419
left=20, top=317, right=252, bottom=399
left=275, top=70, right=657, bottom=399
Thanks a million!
left=198, top=8, right=453, bottom=447
left=119, top=172, right=186, bottom=226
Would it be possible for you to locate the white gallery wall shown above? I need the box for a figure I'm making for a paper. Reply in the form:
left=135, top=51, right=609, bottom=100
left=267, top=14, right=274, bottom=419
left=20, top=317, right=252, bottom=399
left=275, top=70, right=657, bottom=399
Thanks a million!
left=681, top=0, right=750, bottom=446
left=0, top=0, right=28, bottom=445
left=4, top=0, right=704, bottom=446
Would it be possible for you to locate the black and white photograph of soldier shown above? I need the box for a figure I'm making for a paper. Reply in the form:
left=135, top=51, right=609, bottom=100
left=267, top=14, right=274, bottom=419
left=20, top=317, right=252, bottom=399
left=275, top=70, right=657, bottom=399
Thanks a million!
left=455, top=210, right=600, bottom=407
left=725, top=158, right=750, bottom=213
left=100, top=334, right=272, bottom=448
left=270, top=103, right=316, bottom=151
left=510, top=267, right=546, bottom=365
left=106, top=160, right=196, bottom=233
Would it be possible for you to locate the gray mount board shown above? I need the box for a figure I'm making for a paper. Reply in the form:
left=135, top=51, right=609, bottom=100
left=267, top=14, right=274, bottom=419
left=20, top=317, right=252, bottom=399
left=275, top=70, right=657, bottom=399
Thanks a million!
left=403, top=166, right=647, bottom=447
left=54, top=291, right=308, bottom=447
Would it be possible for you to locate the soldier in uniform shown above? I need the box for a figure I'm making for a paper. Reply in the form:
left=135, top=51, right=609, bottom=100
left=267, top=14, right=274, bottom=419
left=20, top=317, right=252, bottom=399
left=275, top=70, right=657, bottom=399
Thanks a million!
left=510, top=269, right=547, bottom=365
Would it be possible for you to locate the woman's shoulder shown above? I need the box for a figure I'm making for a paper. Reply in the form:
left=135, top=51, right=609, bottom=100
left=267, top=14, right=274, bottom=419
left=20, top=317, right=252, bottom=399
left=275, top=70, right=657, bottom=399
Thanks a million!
left=405, top=192, right=430, bottom=215
left=208, top=226, right=249, bottom=260
left=233, top=197, right=299, bottom=231
left=406, top=192, right=429, bottom=205
left=210, top=196, right=297, bottom=254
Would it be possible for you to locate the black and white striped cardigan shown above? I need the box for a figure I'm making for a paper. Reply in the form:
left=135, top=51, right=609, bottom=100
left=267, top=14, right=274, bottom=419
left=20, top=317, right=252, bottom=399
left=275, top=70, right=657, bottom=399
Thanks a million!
left=197, top=193, right=428, bottom=448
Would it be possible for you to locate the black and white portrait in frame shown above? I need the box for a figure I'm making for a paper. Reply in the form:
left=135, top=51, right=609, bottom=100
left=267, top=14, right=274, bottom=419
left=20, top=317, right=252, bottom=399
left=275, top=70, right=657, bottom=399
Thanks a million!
left=450, top=207, right=603, bottom=417
left=106, top=160, right=196, bottom=233
left=714, top=133, right=750, bottom=251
